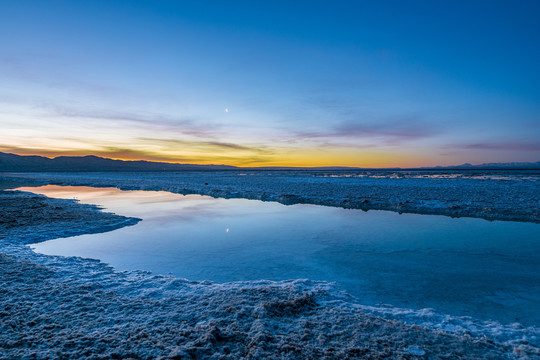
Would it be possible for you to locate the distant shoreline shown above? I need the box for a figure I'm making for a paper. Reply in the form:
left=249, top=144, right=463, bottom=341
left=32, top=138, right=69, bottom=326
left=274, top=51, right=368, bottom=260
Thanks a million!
left=2, top=169, right=539, bottom=224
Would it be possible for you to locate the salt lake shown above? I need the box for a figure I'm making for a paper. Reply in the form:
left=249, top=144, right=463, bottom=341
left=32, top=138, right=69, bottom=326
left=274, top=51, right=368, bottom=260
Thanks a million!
left=19, top=185, right=540, bottom=330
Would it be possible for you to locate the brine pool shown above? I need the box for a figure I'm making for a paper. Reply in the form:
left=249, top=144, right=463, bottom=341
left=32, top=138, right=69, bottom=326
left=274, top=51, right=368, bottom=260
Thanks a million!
left=19, top=185, right=540, bottom=333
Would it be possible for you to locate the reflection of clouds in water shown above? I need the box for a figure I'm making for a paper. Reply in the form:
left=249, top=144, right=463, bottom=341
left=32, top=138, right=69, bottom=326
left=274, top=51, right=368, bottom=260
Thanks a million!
left=15, top=185, right=259, bottom=222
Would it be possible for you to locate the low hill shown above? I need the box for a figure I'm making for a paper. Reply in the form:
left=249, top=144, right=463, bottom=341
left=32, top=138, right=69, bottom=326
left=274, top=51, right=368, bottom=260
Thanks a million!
left=0, top=152, right=236, bottom=172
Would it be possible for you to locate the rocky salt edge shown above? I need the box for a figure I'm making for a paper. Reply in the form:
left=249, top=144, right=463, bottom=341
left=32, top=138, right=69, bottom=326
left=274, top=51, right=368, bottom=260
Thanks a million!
left=1, top=173, right=539, bottom=359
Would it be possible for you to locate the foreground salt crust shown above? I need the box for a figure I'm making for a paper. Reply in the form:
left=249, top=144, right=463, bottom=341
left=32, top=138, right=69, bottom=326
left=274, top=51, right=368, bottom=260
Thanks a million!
left=0, top=189, right=534, bottom=359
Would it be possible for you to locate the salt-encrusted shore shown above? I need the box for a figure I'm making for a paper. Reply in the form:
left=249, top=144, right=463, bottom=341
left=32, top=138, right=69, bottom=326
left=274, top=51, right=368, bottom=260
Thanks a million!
left=0, top=188, right=533, bottom=359
left=2, top=170, right=539, bottom=223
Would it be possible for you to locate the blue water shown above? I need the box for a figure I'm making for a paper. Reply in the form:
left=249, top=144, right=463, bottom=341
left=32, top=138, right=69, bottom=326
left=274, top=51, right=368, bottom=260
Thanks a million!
left=21, top=185, right=540, bottom=330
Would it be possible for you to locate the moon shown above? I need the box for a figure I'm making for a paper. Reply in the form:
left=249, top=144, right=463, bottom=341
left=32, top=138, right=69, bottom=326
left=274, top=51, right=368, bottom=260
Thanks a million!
left=225, top=108, right=229, bottom=113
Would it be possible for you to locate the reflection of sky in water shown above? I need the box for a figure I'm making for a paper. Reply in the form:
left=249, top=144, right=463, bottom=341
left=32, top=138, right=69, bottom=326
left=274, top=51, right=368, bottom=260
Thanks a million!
left=19, top=185, right=540, bottom=327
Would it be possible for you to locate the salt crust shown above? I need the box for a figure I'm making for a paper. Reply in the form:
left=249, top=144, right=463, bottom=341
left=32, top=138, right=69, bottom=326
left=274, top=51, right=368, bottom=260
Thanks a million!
left=1, top=173, right=539, bottom=358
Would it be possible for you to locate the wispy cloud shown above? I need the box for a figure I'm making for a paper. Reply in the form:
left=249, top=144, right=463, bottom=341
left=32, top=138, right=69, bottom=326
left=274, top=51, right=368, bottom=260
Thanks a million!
left=290, top=115, right=440, bottom=145
left=460, top=142, right=540, bottom=152
left=333, top=118, right=438, bottom=140
left=48, top=107, right=223, bottom=137
left=0, top=55, right=121, bottom=96
left=138, top=137, right=274, bottom=155
left=206, top=141, right=250, bottom=150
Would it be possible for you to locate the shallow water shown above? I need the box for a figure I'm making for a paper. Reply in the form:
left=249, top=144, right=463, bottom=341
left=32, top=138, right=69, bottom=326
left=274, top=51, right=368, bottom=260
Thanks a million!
left=20, top=185, right=540, bottom=329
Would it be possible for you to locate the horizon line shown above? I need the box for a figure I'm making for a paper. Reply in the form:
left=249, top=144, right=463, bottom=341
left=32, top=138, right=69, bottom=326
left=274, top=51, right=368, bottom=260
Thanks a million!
left=1, top=151, right=539, bottom=170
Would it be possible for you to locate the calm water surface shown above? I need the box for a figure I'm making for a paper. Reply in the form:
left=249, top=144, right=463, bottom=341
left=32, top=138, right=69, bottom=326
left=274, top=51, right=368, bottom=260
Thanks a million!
left=19, top=185, right=540, bottom=328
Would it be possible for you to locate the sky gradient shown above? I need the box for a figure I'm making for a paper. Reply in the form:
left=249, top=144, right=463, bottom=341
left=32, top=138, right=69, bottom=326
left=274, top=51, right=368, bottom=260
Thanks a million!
left=1, top=0, right=539, bottom=167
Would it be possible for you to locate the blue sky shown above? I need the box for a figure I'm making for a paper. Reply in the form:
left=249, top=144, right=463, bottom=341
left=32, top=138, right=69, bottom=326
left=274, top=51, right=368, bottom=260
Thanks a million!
left=1, top=0, right=539, bottom=166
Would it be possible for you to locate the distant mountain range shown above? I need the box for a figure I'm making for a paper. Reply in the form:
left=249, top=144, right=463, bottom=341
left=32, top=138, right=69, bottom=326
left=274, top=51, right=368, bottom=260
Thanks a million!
left=0, top=152, right=236, bottom=172
left=423, top=162, right=540, bottom=170
left=0, top=152, right=538, bottom=172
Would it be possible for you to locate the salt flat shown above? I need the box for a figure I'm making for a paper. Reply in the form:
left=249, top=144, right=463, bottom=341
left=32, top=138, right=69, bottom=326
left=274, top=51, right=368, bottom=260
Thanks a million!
left=3, top=169, right=539, bottom=222
left=1, top=171, right=539, bottom=359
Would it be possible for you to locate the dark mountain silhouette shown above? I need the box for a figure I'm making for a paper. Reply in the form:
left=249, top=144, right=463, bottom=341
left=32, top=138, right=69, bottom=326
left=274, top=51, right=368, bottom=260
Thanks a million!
left=0, top=152, right=236, bottom=172
left=424, top=162, right=540, bottom=170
